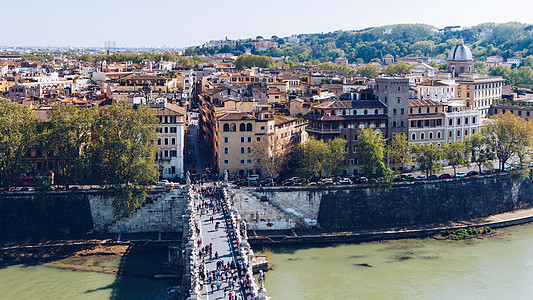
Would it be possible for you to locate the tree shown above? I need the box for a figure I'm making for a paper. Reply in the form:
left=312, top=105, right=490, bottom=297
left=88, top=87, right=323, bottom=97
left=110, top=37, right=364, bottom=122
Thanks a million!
left=385, top=62, right=411, bottom=75
left=473, top=61, right=488, bottom=74
left=78, top=54, right=94, bottom=62
left=356, top=128, right=392, bottom=179
left=483, top=112, right=533, bottom=170
left=389, top=133, right=412, bottom=170
left=92, top=103, right=159, bottom=218
left=412, top=144, right=443, bottom=177
left=325, top=138, right=347, bottom=177
left=234, top=54, right=274, bottom=70
left=444, top=141, right=470, bottom=176
left=357, top=64, right=381, bottom=78
left=44, top=104, right=97, bottom=188
left=465, top=133, right=495, bottom=173
left=0, top=98, right=38, bottom=189
left=252, top=133, right=287, bottom=185
left=294, top=138, right=329, bottom=179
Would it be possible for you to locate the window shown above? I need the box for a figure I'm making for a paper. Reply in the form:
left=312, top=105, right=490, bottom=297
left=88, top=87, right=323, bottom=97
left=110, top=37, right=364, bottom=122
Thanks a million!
left=465, top=129, right=468, bottom=136
left=400, top=121, right=404, bottom=127
left=421, top=133, right=425, bottom=140
left=240, top=159, right=245, bottom=164
left=437, top=131, right=441, bottom=138
left=397, top=86, right=401, bottom=92
left=528, top=111, right=531, bottom=117
left=449, top=119, right=453, bottom=126
left=224, top=137, right=229, bottom=143
left=224, top=160, right=228, bottom=165
left=429, top=132, right=433, bottom=139
left=171, top=138, right=176, bottom=145
left=170, top=150, right=177, bottom=157
left=261, top=126, right=265, bottom=131
left=256, top=137, right=261, bottom=142
left=224, top=147, right=229, bottom=154
left=375, top=109, right=378, bottom=115
left=364, top=110, right=368, bottom=115
left=247, top=123, right=253, bottom=131
left=164, top=150, right=169, bottom=157
left=400, top=108, right=404, bottom=115
left=223, top=124, right=230, bottom=132
left=170, top=127, right=177, bottom=133
left=164, top=127, right=168, bottom=133
left=230, top=123, right=236, bottom=132
left=247, top=159, right=252, bottom=164
left=397, top=97, right=401, bottom=104
left=157, top=138, right=161, bottom=145
left=247, top=136, right=252, bottom=143
left=392, top=121, right=397, bottom=127
left=240, top=123, right=246, bottom=131
left=457, top=118, right=461, bottom=125
left=247, top=147, right=251, bottom=153
left=472, top=117, right=476, bottom=124
left=353, top=145, right=357, bottom=153
left=164, top=138, right=169, bottom=145
left=449, top=130, right=452, bottom=138
left=393, top=109, right=397, bottom=115
left=457, top=130, right=461, bottom=137
left=411, top=133, right=416, bottom=140
left=241, top=137, right=245, bottom=143
left=411, top=121, right=416, bottom=127
left=240, top=147, right=245, bottom=154
left=519, top=111, right=522, bottom=116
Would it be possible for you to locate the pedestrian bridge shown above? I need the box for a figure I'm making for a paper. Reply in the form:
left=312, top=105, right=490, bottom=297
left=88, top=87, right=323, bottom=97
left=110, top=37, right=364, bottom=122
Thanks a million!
left=180, top=183, right=269, bottom=300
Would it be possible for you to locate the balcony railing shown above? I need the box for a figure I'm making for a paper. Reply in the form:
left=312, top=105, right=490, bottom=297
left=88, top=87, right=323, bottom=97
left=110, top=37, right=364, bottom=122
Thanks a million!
left=305, top=126, right=341, bottom=134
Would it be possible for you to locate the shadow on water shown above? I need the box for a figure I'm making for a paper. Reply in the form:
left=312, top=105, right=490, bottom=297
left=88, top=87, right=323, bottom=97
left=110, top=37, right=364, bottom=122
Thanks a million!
left=106, top=245, right=175, bottom=300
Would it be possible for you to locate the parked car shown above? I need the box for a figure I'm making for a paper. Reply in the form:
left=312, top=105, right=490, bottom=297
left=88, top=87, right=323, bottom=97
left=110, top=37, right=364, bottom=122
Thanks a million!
left=402, top=175, right=415, bottom=181
left=415, top=175, right=426, bottom=180
left=481, top=169, right=493, bottom=175
left=338, top=178, right=352, bottom=185
left=439, top=173, right=452, bottom=179
left=455, top=172, right=467, bottom=178
left=466, top=171, right=479, bottom=177
left=247, top=175, right=260, bottom=182
left=428, top=175, right=439, bottom=180
left=320, top=178, right=335, bottom=185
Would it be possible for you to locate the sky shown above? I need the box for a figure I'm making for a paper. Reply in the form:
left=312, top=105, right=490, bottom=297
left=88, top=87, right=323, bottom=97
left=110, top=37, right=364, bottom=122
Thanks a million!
left=1, top=0, right=532, bottom=48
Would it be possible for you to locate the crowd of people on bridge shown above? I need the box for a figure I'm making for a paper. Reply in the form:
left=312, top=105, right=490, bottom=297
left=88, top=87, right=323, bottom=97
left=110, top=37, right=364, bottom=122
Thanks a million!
left=189, top=183, right=257, bottom=300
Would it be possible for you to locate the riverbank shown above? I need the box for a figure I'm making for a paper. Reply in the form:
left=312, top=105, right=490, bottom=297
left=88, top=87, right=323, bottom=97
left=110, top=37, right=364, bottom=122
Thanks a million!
left=248, top=207, right=533, bottom=245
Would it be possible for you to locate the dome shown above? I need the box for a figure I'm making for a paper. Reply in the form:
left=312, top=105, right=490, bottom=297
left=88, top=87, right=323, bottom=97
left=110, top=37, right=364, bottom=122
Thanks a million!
left=448, top=38, right=472, bottom=60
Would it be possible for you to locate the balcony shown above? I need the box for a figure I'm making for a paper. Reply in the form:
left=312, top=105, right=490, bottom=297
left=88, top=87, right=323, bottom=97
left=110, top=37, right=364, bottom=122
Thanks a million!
left=305, top=126, right=341, bottom=134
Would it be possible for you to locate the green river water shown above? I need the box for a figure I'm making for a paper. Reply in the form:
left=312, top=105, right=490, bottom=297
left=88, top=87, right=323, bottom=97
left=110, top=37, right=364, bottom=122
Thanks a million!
left=263, top=223, right=533, bottom=300
left=2, top=223, right=533, bottom=300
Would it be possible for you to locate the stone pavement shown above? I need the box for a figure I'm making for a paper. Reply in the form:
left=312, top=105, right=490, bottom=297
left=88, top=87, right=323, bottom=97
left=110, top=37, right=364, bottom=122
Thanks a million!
left=198, top=202, right=246, bottom=300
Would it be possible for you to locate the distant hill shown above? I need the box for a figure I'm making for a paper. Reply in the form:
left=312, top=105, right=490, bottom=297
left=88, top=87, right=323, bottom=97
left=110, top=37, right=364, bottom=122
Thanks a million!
left=186, top=22, right=533, bottom=64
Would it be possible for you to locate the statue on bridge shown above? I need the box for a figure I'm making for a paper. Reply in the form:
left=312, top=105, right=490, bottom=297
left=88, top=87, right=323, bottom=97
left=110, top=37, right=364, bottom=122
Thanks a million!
left=223, top=170, right=228, bottom=184
left=258, top=270, right=265, bottom=289
left=186, top=171, right=191, bottom=185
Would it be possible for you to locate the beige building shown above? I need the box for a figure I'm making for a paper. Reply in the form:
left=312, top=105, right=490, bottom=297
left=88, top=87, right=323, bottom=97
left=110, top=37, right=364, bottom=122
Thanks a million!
left=455, top=74, right=505, bottom=119
left=408, top=99, right=446, bottom=145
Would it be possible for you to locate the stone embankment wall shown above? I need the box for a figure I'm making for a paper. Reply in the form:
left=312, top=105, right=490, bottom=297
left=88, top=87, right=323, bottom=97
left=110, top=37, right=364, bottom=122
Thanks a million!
left=0, top=190, right=95, bottom=236
left=1, top=189, right=187, bottom=236
left=237, top=174, right=533, bottom=231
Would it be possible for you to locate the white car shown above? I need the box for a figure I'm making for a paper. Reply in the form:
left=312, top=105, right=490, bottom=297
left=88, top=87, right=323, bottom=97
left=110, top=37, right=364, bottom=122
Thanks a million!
left=455, top=172, right=467, bottom=178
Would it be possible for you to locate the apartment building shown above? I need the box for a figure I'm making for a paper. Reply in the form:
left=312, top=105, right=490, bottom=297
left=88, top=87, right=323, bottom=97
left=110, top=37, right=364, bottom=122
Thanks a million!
left=152, top=102, right=186, bottom=179
left=455, top=74, right=505, bottom=119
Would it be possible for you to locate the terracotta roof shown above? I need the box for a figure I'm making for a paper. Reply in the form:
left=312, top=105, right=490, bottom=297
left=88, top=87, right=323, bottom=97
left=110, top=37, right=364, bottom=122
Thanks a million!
left=218, top=112, right=256, bottom=121
left=152, top=103, right=185, bottom=116
left=418, top=80, right=448, bottom=87
left=314, top=100, right=386, bottom=109
left=409, top=99, right=443, bottom=107
left=274, top=115, right=297, bottom=125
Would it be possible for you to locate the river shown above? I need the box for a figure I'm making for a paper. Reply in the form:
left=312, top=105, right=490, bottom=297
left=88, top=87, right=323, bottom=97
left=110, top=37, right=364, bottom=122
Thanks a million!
left=263, top=223, right=533, bottom=300
left=0, top=247, right=174, bottom=300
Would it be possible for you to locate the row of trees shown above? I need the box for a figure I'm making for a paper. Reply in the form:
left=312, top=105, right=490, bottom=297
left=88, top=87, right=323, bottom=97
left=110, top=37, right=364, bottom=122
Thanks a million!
left=0, top=99, right=159, bottom=218
left=290, top=113, right=533, bottom=182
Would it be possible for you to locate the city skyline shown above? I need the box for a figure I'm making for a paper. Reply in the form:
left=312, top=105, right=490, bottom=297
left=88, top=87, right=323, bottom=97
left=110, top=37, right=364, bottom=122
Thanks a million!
left=1, top=0, right=532, bottom=48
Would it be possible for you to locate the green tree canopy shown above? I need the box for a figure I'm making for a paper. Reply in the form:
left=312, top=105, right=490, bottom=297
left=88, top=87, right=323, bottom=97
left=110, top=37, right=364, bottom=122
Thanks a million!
left=389, top=133, right=412, bottom=170
left=412, top=144, right=443, bottom=177
left=444, top=141, right=470, bottom=176
left=0, top=98, right=38, bottom=189
left=356, top=128, right=392, bottom=179
left=357, top=64, right=381, bottom=78
left=234, top=54, right=274, bottom=70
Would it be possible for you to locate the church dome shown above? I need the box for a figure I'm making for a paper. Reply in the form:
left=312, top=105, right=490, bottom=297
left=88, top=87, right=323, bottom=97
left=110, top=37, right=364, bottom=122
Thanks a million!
left=448, top=38, right=472, bottom=60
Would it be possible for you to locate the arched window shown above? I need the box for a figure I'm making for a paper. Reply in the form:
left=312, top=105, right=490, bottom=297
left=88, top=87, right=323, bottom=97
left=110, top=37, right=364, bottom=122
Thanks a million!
left=437, top=131, right=441, bottom=139
left=465, top=118, right=469, bottom=124
left=364, top=109, right=368, bottom=115
left=421, top=133, right=425, bottom=140
left=247, top=123, right=253, bottom=131
left=224, top=147, right=229, bottom=154
left=239, top=123, right=246, bottom=132
left=472, top=117, right=476, bottom=124
left=230, top=123, right=236, bottom=132
left=429, top=132, right=433, bottom=139
left=240, top=147, right=245, bottom=154
left=223, top=124, right=230, bottom=132
left=247, top=147, right=251, bottom=153
left=375, top=109, right=378, bottom=115
left=411, top=133, right=416, bottom=140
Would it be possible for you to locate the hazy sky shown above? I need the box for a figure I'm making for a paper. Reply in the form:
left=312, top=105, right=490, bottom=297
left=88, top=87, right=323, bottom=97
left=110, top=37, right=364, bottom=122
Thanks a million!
left=1, top=0, right=532, bottom=48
